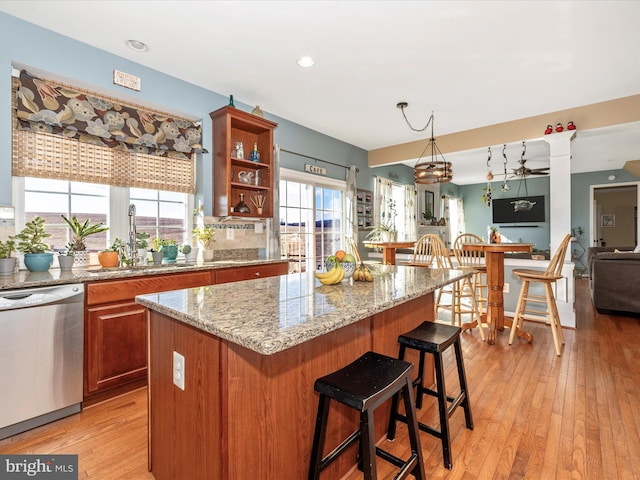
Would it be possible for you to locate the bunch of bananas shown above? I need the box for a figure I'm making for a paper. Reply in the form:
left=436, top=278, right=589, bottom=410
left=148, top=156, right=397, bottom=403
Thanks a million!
left=353, top=262, right=373, bottom=282
left=314, top=264, right=345, bottom=285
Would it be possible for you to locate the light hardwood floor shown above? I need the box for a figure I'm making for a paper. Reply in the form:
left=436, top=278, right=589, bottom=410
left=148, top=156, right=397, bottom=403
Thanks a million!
left=1, top=279, right=639, bottom=479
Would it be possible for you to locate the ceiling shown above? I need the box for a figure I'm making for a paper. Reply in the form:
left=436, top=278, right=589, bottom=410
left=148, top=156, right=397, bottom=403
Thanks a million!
left=2, top=0, right=640, bottom=185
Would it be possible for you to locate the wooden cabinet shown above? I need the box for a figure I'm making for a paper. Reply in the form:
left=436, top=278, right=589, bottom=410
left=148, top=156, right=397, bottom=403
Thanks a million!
left=215, top=262, right=288, bottom=284
left=210, top=106, right=277, bottom=218
left=84, top=270, right=213, bottom=405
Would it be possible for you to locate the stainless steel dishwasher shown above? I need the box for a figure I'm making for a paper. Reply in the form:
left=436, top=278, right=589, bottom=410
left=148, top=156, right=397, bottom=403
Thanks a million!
left=0, top=283, right=84, bottom=440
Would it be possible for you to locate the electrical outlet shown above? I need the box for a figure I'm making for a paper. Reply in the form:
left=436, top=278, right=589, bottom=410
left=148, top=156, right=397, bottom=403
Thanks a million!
left=173, top=351, right=185, bottom=390
left=226, top=228, right=234, bottom=240
left=504, top=282, right=510, bottom=294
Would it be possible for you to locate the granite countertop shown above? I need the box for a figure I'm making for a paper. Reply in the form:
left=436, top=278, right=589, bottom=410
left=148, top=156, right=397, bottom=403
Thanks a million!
left=0, top=258, right=286, bottom=291
left=136, top=265, right=471, bottom=356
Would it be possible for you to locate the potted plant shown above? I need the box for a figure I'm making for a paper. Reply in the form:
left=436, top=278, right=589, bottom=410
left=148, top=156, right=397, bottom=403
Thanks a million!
left=58, top=242, right=75, bottom=271
left=135, top=232, right=150, bottom=265
left=180, top=243, right=199, bottom=265
left=0, top=239, right=17, bottom=276
left=13, top=216, right=54, bottom=272
left=98, top=238, right=126, bottom=268
left=366, top=223, right=395, bottom=243
left=193, top=226, right=215, bottom=262
left=150, top=237, right=164, bottom=265
left=61, top=214, right=109, bottom=268
left=160, top=239, right=178, bottom=264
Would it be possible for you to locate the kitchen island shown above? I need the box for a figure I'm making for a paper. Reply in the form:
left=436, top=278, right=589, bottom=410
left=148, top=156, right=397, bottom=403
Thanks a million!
left=137, top=265, right=470, bottom=480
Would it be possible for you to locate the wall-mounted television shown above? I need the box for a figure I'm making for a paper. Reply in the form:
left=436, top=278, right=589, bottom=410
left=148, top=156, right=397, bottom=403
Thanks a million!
left=492, top=195, right=545, bottom=224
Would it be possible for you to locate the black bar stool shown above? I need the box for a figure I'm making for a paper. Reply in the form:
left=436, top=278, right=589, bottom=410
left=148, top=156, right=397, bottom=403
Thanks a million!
left=387, top=322, right=473, bottom=469
left=308, top=351, right=426, bottom=480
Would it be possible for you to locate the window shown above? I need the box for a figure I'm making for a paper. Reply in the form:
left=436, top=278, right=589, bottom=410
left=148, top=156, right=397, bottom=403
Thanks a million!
left=279, top=169, right=346, bottom=273
left=14, top=177, right=192, bottom=252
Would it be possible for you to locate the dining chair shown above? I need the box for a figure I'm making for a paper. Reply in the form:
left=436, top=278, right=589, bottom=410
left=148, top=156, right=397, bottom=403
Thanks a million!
left=509, top=234, right=572, bottom=355
left=452, top=233, right=487, bottom=339
left=406, top=234, right=450, bottom=268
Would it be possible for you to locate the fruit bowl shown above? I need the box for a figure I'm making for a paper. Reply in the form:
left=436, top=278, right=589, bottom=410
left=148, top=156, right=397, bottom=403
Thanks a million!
left=325, top=261, right=356, bottom=279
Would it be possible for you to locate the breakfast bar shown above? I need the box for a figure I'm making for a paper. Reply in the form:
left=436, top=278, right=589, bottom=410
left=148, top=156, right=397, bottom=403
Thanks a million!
left=137, top=265, right=470, bottom=480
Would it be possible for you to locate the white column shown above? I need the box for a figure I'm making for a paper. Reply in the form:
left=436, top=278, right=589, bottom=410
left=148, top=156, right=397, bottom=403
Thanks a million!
left=544, top=130, right=576, bottom=328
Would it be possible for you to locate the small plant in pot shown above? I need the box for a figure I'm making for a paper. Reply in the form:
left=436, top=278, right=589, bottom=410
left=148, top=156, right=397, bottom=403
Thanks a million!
left=57, top=242, right=75, bottom=271
left=160, top=239, right=178, bottom=264
left=61, top=215, right=109, bottom=268
left=180, top=243, right=199, bottom=265
left=150, top=237, right=164, bottom=265
left=135, top=232, right=150, bottom=265
left=13, top=216, right=54, bottom=272
left=0, top=239, right=17, bottom=276
left=193, top=226, right=215, bottom=262
left=98, top=238, right=126, bottom=268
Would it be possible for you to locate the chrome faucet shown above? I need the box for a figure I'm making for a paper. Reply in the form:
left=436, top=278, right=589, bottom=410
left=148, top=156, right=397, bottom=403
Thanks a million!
left=128, top=204, right=138, bottom=266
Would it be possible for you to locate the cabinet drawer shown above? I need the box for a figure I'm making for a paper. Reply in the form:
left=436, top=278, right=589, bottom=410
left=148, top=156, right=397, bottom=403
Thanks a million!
left=215, top=262, right=288, bottom=284
left=87, top=270, right=213, bottom=305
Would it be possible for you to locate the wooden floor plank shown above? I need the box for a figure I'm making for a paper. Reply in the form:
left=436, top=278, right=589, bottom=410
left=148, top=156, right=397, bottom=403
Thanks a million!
left=2, top=279, right=640, bottom=479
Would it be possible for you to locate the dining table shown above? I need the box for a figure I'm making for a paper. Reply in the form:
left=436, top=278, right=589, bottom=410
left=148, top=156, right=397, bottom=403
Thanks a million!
left=363, top=241, right=415, bottom=265
left=461, top=242, right=534, bottom=345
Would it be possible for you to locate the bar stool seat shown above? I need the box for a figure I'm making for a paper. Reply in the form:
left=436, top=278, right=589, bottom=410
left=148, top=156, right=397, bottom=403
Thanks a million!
left=387, top=322, right=473, bottom=469
left=309, top=351, right=426, bottom=480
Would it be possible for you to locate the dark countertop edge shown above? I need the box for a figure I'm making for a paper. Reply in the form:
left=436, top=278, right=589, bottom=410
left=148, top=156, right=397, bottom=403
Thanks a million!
left=0, top=258, right=287, bottom=291
left=136, top=268, right=472, bottom=356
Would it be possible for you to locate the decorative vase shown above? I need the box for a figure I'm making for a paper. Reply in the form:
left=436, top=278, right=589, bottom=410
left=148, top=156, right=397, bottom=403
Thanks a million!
left=24, top=253, right=54, bottom=272
left=161, top=245, right=178, bottom=264
left=58, top=255, right=74, bottom=271
left=98, top=251, right=120, bottom=268
left=73, top=250, right=90, bottom=269
left=185, top=247, right=199, bottom=265
left=151, top=251, right=164, bottom=265
left=202, top=249, right=214, bottom=262
left=0, top=257, right=17, bottom=276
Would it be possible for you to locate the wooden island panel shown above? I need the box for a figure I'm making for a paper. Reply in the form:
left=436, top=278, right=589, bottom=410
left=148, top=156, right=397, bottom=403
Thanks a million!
left=148, top=293, right=435, bottom=480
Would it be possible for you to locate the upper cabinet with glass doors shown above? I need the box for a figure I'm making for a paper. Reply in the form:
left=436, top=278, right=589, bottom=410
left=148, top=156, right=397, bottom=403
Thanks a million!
left=210, top=106, right=277, bottom=218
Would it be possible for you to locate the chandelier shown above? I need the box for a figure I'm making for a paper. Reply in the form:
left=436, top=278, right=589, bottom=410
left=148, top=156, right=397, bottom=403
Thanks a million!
left=397, top=102, right=452, bottom=184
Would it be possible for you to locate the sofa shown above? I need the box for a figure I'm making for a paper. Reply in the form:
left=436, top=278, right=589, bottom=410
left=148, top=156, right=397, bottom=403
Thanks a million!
left=588, top=246, right=640, bottom=315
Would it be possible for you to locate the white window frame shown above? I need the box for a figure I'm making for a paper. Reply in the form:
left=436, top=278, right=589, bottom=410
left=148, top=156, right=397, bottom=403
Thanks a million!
left=12, top=177, right=194, bottom=250
left=280, top=168, right=347, bottom=272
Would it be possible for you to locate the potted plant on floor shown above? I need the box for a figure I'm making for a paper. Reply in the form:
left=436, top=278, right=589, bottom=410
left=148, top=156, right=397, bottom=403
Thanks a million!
left=61, top=215, right=109, bottom=268
left=0, top=239, right=17, bottom=276
left=13, top=216, right=54, bottom=272
left=193, top=226, right=215, bottom=262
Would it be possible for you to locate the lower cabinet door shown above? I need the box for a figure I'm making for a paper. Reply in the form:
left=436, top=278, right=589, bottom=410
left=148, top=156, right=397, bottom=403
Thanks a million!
left=85, top=301, right=147, bottom=397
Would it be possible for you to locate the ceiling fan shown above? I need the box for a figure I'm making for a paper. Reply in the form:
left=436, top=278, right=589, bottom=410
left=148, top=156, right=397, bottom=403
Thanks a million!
left=510, top=142, right=549, bottom=178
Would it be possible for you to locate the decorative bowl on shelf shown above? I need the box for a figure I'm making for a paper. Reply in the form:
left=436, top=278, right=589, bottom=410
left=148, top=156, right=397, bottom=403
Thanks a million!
left=325, top=261, right=356, bottom=280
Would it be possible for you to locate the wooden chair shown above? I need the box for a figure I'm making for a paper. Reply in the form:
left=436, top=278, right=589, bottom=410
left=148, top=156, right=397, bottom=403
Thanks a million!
left=406, top=234, right=450, bottom=268
left=452, top=234, right=487, bottom=339
left=509, top=234, right=572, bottom=355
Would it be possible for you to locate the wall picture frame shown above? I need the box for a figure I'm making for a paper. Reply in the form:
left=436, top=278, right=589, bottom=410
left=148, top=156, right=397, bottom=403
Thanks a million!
left=601, top=214, right=615, bottom=227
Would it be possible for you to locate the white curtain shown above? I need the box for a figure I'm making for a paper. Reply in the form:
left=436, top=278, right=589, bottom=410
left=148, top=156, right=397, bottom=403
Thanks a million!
left=344, top=165, right=358, bottom=242
left=374, top=176, right=394, bottom=228
left=404, top=184, right=418, bottom=240
left=266, top=144, right=281, bottom=258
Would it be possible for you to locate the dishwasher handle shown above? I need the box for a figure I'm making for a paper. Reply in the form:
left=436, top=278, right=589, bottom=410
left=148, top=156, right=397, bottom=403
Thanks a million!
left=0, top=283, right=84, bottom=311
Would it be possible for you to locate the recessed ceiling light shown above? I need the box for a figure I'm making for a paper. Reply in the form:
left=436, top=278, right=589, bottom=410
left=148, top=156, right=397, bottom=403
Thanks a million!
left=297, top=56, right=315, bottom=68
left=125, top=39, right=149, bottom=52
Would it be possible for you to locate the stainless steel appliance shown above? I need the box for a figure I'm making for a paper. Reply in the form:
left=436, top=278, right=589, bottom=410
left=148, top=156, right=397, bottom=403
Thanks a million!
left=0, top=283, right=84, bottom=440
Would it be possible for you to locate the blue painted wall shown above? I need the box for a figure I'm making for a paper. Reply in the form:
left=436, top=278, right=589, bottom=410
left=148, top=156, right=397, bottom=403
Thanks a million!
left=0, top=12, right=412, bottom=212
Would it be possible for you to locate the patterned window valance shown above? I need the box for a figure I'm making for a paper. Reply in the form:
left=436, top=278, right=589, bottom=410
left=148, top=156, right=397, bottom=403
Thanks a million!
left=15, top=69, right=205, bottom=158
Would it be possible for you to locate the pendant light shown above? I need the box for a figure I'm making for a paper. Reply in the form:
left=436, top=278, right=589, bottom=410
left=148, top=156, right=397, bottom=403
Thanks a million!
left=397, top=102, right=452, bottom=184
